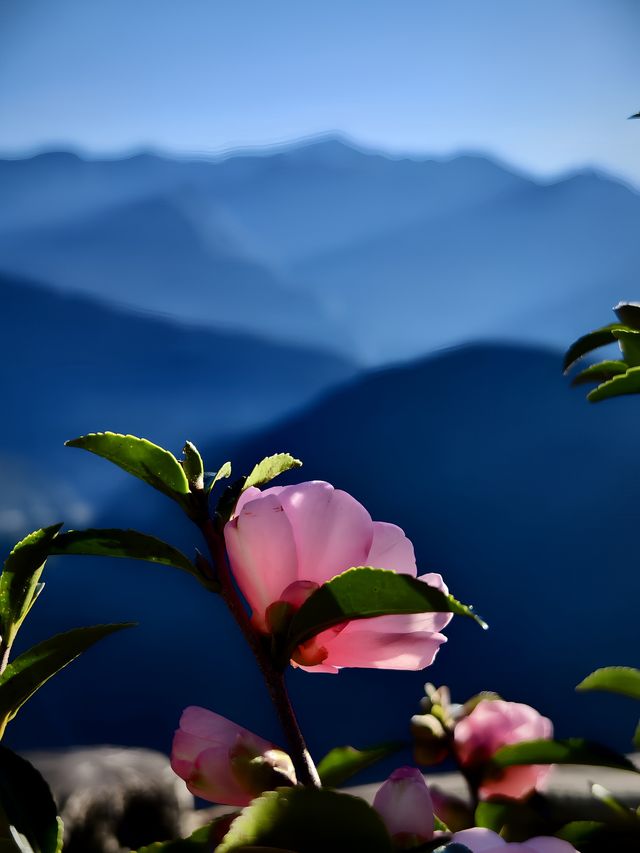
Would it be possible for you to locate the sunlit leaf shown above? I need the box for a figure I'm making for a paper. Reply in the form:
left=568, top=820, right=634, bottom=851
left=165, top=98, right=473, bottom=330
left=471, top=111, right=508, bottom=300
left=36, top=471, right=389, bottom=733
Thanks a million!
left=613, top=329, right=640, bottom=367
left=570, top=360, right=628, bottom=386
left=243, top=454, right=302, bottom=491
left=65, top=432, right=189, bottom=500
left=0, top=525, right=62, bottom=649
left=587, top=366, right=640, bottom=402
left=206, top=461, right=232, bottom=495
left=181, top=442, right=205, bottom=491
left=216, top=787, right=392, bottom=853
left=576, top=667, right=640, bottom=701
left=134, top=822, right=215, bottom=852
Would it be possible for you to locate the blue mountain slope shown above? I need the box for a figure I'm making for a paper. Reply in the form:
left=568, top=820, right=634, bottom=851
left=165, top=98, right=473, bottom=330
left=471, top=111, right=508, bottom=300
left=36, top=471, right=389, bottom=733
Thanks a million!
left=0, top=150, right=210, bottom=232
left=2, top=139, right=639, bottom=365
left=0, top=272, right=356, bottom=531
left=293, top=169, right=640, bottom=362
left=0, top=193, right=341, bottom=349
left=201, top=140, right=530, bottom=265
left=10, top=343, right=638, bottom=760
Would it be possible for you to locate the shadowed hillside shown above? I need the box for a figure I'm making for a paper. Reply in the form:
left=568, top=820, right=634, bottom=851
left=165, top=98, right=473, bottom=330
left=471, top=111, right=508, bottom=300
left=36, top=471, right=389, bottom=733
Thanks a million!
left=0, top=272, right=357, bottom=533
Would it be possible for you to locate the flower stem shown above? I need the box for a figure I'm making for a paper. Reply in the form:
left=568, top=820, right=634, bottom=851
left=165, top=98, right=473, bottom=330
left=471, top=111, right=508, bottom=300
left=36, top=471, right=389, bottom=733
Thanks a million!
left=201, top=518, right=321, bottom=788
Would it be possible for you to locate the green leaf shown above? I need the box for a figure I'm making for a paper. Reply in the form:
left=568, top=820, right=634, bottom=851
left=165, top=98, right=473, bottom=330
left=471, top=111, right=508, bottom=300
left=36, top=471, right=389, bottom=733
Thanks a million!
left=0, top=623, right=134, bottom=737
left=0, top=745, right=63, bottom=853
left=50, top=529, right=195, bottom=576
left=433, top=815, right=450, bottom=833
left=474, top=800, right=510, bottom=832
left=134, top=822, right=215, bottom=852
left=563, top=323, right=628, bottom=372
left=316, top=741, right=403, bottom=787
left=216, top=787, right=393, bottom=853
left=613, top=329, right=640, bottom=367
left=591, top=783, right=638, bottom=822
left=634, top=720, right=640, bottom=750
left=587, top=366, right=640, bottom=402
left=207, top=461, right=232, bottom=495
left=181, top=442, right=204, bottom=491
left=491, top=738, right=639, bottom=773
left=0, top=525, right=62, bottom=646
left=65, top=432, right=189, bottom=500
left=576, top=666, right=640, bottom=701
left=286, top=567, right=486, bottom=656
left=243, top=454, right=302, bottom=491
left=556, top=821, right=610, bottom=847
left=571, top=360, right=628, bottom=386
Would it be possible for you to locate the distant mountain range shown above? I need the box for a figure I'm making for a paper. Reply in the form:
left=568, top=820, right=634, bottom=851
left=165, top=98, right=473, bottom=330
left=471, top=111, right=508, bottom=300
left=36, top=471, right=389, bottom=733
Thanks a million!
left=11, top=342, right=639, bottom=762
left=0, top=272, right=355, bottom=533
left=2, top=137, right=639, bottom=363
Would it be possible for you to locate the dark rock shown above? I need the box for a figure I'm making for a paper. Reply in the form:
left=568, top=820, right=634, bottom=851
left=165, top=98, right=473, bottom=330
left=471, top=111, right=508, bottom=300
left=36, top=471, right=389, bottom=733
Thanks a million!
left=26, top=746, right=193, bottom=853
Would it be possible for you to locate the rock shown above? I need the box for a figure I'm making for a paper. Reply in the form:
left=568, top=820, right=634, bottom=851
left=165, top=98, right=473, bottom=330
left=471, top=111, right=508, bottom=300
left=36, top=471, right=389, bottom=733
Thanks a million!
left=26, top=746, right=194, bottom=853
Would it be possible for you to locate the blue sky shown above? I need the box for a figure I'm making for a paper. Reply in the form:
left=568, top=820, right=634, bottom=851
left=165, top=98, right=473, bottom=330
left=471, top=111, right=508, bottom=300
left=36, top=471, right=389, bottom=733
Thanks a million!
left=1, top=0, right=639, bottom=183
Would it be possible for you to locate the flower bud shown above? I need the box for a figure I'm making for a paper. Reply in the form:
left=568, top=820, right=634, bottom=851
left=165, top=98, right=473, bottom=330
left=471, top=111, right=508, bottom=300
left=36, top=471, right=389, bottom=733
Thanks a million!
left=171, top=706, right=296, bottom=806
left=373, top=766, right=434, bottom=848
left=453, top=700, right=553, bottom=800
left=411, top=712, right=450, bottom=765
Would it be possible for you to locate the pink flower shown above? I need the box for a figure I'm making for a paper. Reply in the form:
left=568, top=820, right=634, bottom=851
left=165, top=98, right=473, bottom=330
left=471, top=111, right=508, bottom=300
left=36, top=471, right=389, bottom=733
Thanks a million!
left=171, top=706, right=296, bottom=806
left=224, top=480, right=452, bottom=672
left=373, top=767, right=434, bottom=847
left=453, top=700, right=553, bottom=800
left=451, top=827, right=578, bottom=852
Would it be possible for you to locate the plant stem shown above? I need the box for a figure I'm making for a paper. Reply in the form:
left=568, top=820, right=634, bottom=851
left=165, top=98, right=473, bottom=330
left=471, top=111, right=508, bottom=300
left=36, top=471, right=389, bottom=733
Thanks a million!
left=444, top=729, right=480, bottom=812
left=201, top=518, right=320, bottom=788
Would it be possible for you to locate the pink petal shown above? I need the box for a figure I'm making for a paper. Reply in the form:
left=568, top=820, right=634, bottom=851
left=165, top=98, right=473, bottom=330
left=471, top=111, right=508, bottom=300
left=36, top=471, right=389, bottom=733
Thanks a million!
left=225, top=493, right=299, bottom=628
left=373, top=767, right=434, bottom=842
left=454, top=701, right=553, bottom=767
left=190, top=745, right=253, bottom=806
left=232, top=484, right=288, bottom=518
left=480, top=764, right=552, bottom=800
left=525, top=838, right=578, bottom=853
left=317, top=614, right=449, bottom=670
left=294, top=660, right=340, bottom=674
left=178, top=706, right=257, bottom=745
left=366, top=522, right=417, bottom=576
left=419, top=571, right=449, bottom=595
left=170, top=730, right=203, bottom=779
left=276, top=481, right=373, bottom=585
left=451, top=828, right=507, bottom=851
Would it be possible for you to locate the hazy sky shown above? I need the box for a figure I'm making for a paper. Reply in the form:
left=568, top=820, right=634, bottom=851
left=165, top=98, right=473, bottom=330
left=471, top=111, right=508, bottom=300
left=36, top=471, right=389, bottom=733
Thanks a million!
left=1, top=0, right=639, bottom=183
